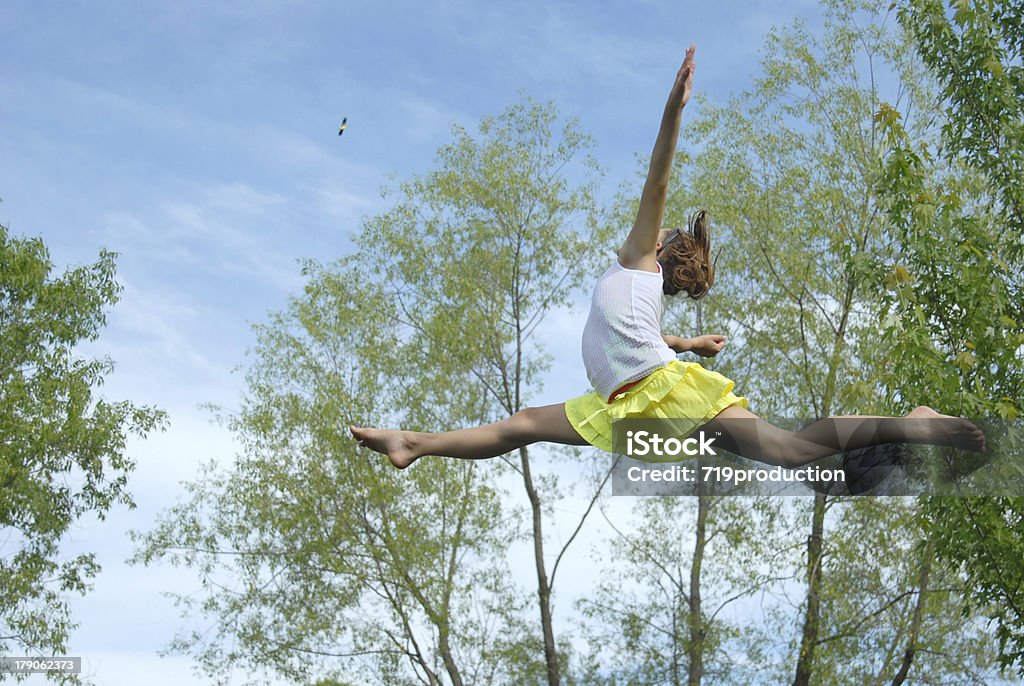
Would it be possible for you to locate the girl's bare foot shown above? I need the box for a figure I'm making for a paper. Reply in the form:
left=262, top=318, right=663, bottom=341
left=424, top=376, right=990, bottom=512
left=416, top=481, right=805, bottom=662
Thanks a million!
left=905, top=406, right=986, bottom=453
left=350, top=426, right=420, bottom=469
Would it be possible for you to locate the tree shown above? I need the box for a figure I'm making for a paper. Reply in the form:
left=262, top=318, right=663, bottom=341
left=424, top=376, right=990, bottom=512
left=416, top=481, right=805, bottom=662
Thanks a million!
left=0, top=223, right=165, bottom=668
left=578, top=495, right=791, bottom=686
left=875, top=0, right=1024, bottom=675
left=133, top=98, right=607, bottom=685
left=796, top=498, right=1004, bottom=684
left=358, top=96, right=608, bottom=686
left=136, top=259, right=540, bottom=685
left=663, top=0, right=1004, bottom=682
left=676, top=2, right=915, bottom=680
left=897, top=0, right=1024, bottom=236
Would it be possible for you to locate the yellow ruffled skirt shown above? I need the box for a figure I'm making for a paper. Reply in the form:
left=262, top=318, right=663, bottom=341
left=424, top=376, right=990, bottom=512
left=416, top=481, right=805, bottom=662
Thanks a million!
left=565, top=360, right=748, bottom=455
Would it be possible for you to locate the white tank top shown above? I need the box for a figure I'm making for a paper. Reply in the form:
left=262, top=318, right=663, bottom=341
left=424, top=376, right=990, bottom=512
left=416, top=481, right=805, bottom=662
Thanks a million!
left=581, top=260, right=677, bottom=401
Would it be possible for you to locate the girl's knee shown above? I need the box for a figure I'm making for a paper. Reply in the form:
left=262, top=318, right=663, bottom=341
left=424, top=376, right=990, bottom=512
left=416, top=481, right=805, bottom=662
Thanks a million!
left=504, top=407, right=543, bottom=442
left=776, top=437, right=825, bottom=467
left=760, top=431, right=820, bottom=467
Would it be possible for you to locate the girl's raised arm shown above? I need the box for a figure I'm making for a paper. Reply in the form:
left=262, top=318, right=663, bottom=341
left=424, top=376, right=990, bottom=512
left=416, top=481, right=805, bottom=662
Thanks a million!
left=618, top=44, right=696, bottom=271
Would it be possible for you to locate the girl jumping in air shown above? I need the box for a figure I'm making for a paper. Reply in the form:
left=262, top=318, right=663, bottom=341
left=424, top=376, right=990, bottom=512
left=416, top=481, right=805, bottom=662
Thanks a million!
left=350, top=45, right=986, bottom=472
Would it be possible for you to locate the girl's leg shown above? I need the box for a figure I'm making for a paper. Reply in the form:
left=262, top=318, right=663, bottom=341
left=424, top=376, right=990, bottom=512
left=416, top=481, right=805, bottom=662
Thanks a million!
left=702, top=404, right=986, bottom=468
left=350, top=403, right=588, bottom=469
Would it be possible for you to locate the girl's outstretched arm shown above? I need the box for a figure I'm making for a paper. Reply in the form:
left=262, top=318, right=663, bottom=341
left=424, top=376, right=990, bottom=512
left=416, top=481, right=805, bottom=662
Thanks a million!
left=619, top=44, right=696, bottom=271
left=662, top=333, right=726, bottom=356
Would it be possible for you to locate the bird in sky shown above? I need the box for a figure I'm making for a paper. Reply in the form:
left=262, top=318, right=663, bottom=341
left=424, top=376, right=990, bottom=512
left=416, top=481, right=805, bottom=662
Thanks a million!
left=338, top=117, right=347, bottom=136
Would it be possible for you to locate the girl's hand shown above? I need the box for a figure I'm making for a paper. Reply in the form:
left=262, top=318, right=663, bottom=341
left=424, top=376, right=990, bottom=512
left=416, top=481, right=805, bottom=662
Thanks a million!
left=688, top=334, right=725, bottom=357
left=673, top=44, right=696, bottom=109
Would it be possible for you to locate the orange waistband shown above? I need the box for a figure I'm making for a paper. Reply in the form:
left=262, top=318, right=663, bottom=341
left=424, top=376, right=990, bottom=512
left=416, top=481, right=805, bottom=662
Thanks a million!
left=608, top=377, right=644, bottom=403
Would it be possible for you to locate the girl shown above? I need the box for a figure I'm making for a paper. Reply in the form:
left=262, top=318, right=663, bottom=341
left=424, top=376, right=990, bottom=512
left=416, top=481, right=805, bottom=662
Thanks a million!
left=350, top=45, right=985, bottom=471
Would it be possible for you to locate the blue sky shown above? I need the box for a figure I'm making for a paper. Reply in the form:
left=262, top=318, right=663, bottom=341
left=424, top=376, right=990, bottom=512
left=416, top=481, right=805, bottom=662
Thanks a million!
left=2, top=1, right=825, bottom=684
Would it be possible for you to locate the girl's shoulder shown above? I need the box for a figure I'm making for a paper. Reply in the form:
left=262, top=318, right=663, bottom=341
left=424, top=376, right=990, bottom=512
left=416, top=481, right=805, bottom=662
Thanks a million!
left=608, top=257, right=662, bottom=276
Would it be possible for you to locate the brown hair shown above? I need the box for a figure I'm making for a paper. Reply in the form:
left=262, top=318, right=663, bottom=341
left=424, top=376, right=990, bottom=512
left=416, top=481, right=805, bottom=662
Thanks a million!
left=659, top=209, right=716, bottom=299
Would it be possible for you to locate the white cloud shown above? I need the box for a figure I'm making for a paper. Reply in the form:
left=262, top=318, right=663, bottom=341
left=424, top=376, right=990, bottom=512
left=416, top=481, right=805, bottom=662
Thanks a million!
left=395, top=93, right=467, bottom=144
left=102, top=276, right=223, bottom=381
left=310, top=179, right=380, bottom=229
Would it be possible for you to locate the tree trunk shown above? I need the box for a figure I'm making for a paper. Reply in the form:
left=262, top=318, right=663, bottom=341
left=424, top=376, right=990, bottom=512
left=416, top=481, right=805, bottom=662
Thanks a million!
left=687, top=493, right=709, bottom=685
left=436, top=628, right=465, bottom=686
left=890, top=537, right=934, bottom=685
left=685, top=301, right=707, bottom=686
left=520, top=444, right=561, bottom=686
left=792, top=492, right=826, bottom=686
left=793, top=276, right=854, bottom=685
